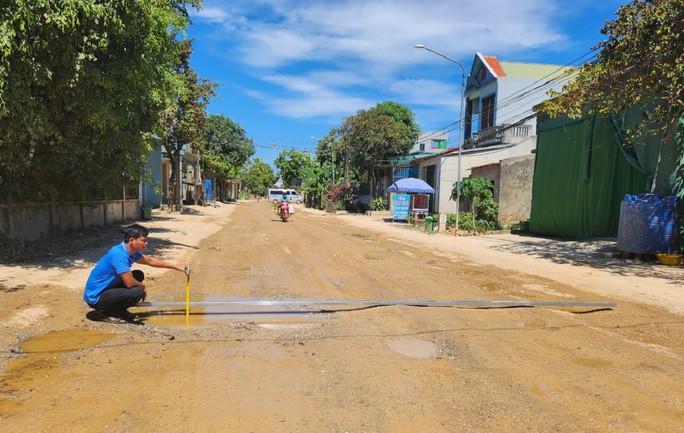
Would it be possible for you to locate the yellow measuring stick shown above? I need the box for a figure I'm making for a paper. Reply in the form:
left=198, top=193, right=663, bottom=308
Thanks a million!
left=184, top=267, right=191, bottom=327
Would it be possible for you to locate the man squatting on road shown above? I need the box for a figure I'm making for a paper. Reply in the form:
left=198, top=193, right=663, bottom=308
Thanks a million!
left=83, top=224, right=186, bottom=323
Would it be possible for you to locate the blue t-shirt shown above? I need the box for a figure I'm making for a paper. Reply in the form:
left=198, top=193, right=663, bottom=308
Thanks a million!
left=83, top=242, right=143, bottom=304
left=279, top=196, right=290, bottom=202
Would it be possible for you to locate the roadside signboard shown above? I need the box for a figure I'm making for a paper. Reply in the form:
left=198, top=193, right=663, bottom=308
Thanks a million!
left=393, top=193, right=410, bottom=221
left=205, top=179, right=213, bottom=201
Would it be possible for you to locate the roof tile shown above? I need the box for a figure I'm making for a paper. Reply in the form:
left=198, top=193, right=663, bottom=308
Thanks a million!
left=483, top=55, right=506, bottom=77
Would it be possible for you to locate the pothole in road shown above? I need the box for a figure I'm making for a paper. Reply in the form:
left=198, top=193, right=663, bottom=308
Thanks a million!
left=388, top=338, right=439, bottom=359
left=1, top=329, right=117, bottom=415
left=19, top=329, right=117, bottom=353
left=137, top=295, right=328, bottom=329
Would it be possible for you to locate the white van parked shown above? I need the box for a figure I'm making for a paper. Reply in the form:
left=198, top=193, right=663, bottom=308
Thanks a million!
left=268, top=188, right=304, bottom=204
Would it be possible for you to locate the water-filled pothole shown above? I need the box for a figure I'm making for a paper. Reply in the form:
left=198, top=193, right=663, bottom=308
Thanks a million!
left=20, top=329, right=117, bottom=353
left=1, top=329, right=117, bottom=413
left=136, top=295, right=327, bottom=328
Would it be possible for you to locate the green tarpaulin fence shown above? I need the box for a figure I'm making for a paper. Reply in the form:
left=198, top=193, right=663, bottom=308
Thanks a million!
left=529, top=115, right=649, bottom=239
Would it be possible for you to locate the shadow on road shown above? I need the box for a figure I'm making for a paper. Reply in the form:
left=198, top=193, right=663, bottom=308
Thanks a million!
left=491, top=233, right=682, bottom=283
left=0, top=224, right=197, bottom=269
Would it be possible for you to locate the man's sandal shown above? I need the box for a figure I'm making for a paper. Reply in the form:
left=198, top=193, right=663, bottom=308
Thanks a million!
left=100, top=316, right=127, bottom=324
left=114, top=310, right=136, bottom=320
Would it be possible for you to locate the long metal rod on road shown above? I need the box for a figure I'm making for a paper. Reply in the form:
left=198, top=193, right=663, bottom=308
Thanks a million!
left=136, top=300, right=616, bottom=308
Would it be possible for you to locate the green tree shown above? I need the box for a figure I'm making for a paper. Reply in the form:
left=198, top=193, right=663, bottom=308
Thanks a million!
left=202, top=114, right=255, bottom=186
left=273, top=149, right=315, bottom=186
left=244, top=158, right=275, bottom=197
left=0, top=0, right=200, bottom=202
left=374, top=101, right=420, bottom=147
left=338, top=101, right=417, bottom=196
left=452, top=178, right=499, bottom=230
left=300, top=162, right=326, bottom=209
left=542, top=0, right=683, bottom=197
left=315, top=131, right=344, bottom=184
left=159, top=39, right=217, bottom=207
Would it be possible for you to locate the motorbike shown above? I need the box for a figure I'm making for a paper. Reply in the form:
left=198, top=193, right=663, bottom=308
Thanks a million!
left=279, top=202, right=291, bottom=222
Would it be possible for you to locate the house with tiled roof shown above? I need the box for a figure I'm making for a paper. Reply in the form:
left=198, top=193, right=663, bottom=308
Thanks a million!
left=464, top=53, right=567, bottom=148
left=407, top=53, right=569, bottom=221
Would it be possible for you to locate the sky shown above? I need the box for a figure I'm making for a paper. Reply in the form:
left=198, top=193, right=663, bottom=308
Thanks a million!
left=186, top=0, right=628, bottom=168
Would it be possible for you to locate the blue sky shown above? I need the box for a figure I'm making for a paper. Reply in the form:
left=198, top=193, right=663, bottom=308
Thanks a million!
left=186, top=0, right=627, bottom=167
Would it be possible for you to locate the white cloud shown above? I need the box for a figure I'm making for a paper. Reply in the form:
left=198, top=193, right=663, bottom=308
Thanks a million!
left=241, top=29, right=318, bottom=68
left=250, top=73, right=375, bottom=118
left=195, top=7, right=231, bottom=22
left=199, top=0, right=565, bottom=68
left=193, top=0, right=568, bottom=121
left=267, top=93, right=375, bottom=119
left=389, top=79, right=461, bottom=111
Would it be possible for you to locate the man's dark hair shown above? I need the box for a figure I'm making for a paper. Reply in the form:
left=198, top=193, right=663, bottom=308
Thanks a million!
left=124, top=224, right=149, bottom=242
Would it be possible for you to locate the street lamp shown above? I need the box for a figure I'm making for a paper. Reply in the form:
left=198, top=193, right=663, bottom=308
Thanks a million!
left=415, top=44, right=467, bottom=233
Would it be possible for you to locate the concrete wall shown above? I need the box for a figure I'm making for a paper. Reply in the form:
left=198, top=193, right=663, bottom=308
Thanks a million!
left=498, top=154, right=536, bottom=223
left=418, top=138, right=537, bottom=215
left=0, top=199, right=140, bottom=242
left=470, top=163, right=502, bottom=203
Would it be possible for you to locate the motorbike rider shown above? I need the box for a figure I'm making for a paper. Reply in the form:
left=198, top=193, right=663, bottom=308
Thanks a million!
left=278, top=192, right=291, bottom=212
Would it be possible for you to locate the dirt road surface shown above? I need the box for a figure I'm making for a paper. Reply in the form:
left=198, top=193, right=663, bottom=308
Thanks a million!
left=1, top=201, right=682, bottom=432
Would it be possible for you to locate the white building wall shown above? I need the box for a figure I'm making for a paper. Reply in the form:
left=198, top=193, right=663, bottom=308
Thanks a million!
left=418, top=137, right=537, bottom=214
left=495, top=77, right=566, bottom=129
left=409, top=132, right=450, bottom=153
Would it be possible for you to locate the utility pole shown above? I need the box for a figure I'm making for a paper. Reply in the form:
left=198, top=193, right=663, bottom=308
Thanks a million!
left=331, top=142, right=335, bottom=187
left=415, top=44, right=468, bottom=233
left=343, top=142, right=349, bottom=186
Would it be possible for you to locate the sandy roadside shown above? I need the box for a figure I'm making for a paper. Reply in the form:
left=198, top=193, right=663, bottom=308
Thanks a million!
left=1, top=200, right=682, bottom=433
left=0, top=203, right=238, bottom=295
left=300, top=207, right=684, bottom=315
left=1, top=200, right=680, bottom=318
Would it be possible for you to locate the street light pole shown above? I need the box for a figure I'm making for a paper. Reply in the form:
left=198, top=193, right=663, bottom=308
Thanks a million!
left=331, top=141, right=335, bottom=187
left=415, top=44, right=467, bottom=233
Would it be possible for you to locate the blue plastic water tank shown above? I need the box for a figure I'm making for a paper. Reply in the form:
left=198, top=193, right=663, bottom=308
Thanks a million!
left=617, top=194, right=680, bottom=254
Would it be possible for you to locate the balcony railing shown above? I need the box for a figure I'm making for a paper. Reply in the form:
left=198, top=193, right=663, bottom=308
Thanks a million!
left=465, top=123, right=531, bottom=149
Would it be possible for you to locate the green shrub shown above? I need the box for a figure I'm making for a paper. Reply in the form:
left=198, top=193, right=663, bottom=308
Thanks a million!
left=370, top=197, right=387, bottom=211
left=458, top=212, right=475, bottom=231
left=452, top=177, right=499, bottom=228
left=506, top=220, right=529, bottom=231
left=446, top=213, right=457, bottom=229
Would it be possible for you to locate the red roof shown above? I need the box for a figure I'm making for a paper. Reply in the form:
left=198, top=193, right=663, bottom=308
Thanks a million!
left=483, top=55, right=506, bottom=77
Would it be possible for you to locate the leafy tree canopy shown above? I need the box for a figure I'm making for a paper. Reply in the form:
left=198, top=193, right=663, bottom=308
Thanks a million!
left=160, top=38, right=217, bottom=205
left=542, top=0, right=683, bottom=198
left=0, top=0, right=201, bottom=202
left=202, top=114, right=255, bottom=181
left=338, top=101, right=418, bottom=171
left=273, top=149, right=315, bottom=186
left=544, top=0, right=682, bottom=127
left=373, top=101, right=421, bottom=146
left=314, top=131, right=343, bottom=167
left=244, top=158, right=275, bottom=195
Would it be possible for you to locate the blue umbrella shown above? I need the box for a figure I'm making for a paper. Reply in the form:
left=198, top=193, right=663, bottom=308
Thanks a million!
left=387, top=178, right=435, bottom=194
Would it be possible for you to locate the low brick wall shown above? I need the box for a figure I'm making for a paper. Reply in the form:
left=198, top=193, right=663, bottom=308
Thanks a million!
left=0, top=199, right=140, bottom=242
